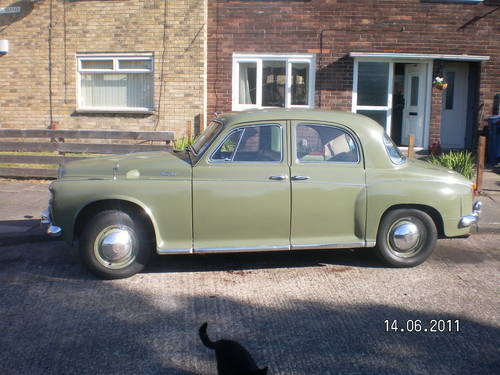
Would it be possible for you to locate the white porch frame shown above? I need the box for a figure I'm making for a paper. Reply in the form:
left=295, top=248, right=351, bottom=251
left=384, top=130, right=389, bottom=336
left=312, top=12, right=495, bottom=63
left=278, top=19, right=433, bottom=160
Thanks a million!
left=351, top=57, right=433, bottom=150
left=350, top=52, right=490, bottom=150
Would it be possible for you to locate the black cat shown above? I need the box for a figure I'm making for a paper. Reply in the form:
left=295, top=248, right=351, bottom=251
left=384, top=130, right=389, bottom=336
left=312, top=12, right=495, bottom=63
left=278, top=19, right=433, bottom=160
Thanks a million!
left=199, top=322, right=268, bottom=375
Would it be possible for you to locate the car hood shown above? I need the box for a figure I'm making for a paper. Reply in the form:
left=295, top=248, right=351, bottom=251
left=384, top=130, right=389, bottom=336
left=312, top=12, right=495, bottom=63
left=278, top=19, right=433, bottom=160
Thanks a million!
left=403, top=159, right=472, bottom=186
left=60, top=151, right=191, bottom=180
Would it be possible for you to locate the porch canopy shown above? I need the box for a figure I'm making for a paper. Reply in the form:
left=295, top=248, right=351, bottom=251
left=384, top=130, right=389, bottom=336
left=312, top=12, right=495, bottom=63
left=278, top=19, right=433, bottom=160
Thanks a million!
left=349, top=52, right=490, bottom=61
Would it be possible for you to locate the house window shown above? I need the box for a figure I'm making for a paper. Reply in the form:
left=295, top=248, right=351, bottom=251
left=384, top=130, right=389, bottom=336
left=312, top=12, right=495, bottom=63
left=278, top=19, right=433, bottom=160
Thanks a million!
left=232, top=54, right=315, bottom=110
left=353, top=61, right=391, bottom=129
left=77, top=54, right=154, bottom=112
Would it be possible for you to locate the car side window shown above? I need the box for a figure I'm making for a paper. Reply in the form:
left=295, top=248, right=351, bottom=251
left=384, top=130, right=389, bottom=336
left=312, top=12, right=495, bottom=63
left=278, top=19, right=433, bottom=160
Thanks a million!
left=296, top=123, right=358, bottom=163
left=211, top=125, right=282, bottom=162
left=211, top=129, right=243, bottom=161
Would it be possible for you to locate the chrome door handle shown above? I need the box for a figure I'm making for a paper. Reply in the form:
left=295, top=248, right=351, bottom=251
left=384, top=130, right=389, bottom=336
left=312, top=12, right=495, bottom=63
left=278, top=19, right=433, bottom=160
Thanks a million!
left=269, top=175, right=288, bottom=181
left=291, top=175, right=310, bottom=181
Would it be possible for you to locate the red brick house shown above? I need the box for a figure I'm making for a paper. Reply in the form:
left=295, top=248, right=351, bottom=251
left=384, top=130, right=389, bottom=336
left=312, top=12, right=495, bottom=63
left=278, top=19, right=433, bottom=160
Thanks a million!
left=207, top=0, right=500, bottom=151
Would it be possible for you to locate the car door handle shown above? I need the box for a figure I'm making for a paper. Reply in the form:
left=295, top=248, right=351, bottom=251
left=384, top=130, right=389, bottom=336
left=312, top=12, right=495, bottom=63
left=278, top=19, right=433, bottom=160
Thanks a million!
left=291, top=175, right=310, bottom=181
left=409, top=112, right=418, bottom=116
left=269, top=175, right=288, bottom=181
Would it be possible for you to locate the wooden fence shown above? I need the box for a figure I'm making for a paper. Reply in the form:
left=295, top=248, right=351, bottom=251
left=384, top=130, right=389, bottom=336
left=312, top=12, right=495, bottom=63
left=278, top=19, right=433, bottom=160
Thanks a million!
left=0, top=129, right=175, bottom=178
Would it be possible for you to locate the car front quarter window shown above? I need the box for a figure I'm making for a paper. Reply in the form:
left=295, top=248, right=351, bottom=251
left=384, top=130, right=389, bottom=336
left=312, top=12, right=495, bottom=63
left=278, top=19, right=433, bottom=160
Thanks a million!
left=383, top=133, right=406, bottom=165
left=191, top=121, right=223, bottom=156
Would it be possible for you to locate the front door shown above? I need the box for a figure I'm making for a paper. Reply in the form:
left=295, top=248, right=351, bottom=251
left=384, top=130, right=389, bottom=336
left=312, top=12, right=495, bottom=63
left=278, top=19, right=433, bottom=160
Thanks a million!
left=290, top=121, right=366, bottom=248
left=440, top=62, right=469, bottom=149
left=192, top=122, right=290, bottom=251
left=402, top=64, right=426, bottom=147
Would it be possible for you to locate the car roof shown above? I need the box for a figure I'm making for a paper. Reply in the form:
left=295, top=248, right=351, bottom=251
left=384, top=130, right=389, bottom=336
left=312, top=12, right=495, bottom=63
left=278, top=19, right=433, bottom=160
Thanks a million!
left=216, top=108, right=382, bottom=134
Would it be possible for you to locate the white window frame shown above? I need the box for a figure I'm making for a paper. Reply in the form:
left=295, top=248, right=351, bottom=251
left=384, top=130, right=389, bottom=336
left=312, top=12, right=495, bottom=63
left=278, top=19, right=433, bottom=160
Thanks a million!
left=232, top=53, right=315, bottom=111
left=352, top=58, right=433, bottom=150
left=76, top=53, right=154, bottom=113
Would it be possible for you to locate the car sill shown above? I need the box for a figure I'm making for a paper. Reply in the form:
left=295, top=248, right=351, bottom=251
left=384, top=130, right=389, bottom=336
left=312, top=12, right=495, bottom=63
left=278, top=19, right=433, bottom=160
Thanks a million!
left=157, top=241, right=375, bottom=254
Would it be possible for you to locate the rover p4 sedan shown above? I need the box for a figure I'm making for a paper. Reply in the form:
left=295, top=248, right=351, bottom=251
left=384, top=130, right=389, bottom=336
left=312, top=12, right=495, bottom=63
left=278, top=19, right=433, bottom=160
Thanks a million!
left=42, top=109, right=481, bottom=279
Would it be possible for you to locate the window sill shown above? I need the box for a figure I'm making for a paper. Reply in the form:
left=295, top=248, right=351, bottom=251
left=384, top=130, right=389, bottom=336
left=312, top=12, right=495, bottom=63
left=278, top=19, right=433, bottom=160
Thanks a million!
left=74, top=108, right=155, bottom=115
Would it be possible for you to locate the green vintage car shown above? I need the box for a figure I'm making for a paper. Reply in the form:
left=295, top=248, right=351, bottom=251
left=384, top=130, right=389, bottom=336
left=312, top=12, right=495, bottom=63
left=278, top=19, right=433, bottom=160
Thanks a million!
left=41, top=109, right=481, bottom=279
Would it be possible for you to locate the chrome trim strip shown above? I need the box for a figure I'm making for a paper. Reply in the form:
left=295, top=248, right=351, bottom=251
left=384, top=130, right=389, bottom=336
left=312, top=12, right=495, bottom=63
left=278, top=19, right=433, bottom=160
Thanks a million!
left=367, top=178, right=473, bottom=188
left=292, top=181, right=365, bottom=187
left=158, top=241, right=374, bottom=255
left=195, top=245, right=290, bottom=253
left=291, top=242, right=366, bottom=250
left=157, top=248, right=193, bottom=254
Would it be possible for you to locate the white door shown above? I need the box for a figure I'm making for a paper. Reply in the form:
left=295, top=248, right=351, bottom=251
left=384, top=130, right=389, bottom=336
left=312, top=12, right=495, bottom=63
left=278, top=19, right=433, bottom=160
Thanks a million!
left=402, top=64, right=426, bottom=147
left=440, top=62, right=469, bottom=149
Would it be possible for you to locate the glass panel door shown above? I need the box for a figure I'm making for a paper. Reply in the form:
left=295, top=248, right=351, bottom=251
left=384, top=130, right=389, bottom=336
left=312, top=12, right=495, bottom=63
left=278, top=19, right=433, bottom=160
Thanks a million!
left=353, top=61, right=392, bottom=133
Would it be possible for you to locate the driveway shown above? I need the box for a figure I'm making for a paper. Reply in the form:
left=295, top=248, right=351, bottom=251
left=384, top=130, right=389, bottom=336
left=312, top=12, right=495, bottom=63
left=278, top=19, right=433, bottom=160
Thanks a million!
left=0, top=234, right=498, bottom=374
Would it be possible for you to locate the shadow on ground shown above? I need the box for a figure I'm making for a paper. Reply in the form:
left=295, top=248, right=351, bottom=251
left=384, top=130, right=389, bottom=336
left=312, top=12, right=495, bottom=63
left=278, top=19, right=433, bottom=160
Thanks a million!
left=0, top=240, right=499, bottom=374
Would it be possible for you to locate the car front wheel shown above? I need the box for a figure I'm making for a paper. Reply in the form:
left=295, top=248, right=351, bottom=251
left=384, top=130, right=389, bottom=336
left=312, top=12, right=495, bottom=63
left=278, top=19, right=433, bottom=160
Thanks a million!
left=80, top=210, right=152, bottom=279
left=375, top=208, right=437, bottom=267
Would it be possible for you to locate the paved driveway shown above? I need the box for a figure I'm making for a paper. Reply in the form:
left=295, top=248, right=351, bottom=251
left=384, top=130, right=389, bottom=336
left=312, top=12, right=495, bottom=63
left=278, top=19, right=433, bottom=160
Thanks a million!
left=0, top=234, right=498, bottom=374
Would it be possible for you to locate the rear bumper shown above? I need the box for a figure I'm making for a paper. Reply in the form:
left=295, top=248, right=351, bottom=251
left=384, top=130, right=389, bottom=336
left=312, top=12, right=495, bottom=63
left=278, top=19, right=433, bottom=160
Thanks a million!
left=41, top=208, right=62, bottom=237
left=458, top=201, right=482, bottom=229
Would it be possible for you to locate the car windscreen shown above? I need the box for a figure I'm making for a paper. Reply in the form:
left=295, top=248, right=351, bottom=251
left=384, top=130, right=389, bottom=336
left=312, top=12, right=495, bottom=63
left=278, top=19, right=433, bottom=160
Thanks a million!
left=191, top=121, right=223, bottom=155
left=383, top=133, right=406, bottom=165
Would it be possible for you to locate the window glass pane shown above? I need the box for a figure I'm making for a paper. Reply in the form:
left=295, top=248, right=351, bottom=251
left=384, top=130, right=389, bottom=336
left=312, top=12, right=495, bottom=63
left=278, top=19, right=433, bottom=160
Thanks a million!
left=410, top=76, right=419, bottom=106
left=233, top=125, right=282, bottom=162
left=211, top=129, right=243, bottom=161
left=291, top=63, right=309, bottom=105
left=383, top=133, right=406, bottom=165
left=239, top=62, right=257, bottom=105
left=357, top=62, right=389, bottom=106
left=357, top=110, right=387, bottom=129
left=192, top=121, right=223, bottom=154
left=80, top=73, right=153, bottom=109
left=262, top=61, right=286, bottom=107
left=81, top=60, right=113, bottom=70
left=119, top=59, right=151, bottom=70
left=296, top=124, right=358, bottom=163
left=445, top=71, right=455, bottom=110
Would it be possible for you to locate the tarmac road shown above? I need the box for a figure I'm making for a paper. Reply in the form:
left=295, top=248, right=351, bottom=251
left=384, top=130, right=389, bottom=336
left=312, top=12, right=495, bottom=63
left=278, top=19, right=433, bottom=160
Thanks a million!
left=0, top=234, right=499, bottom=374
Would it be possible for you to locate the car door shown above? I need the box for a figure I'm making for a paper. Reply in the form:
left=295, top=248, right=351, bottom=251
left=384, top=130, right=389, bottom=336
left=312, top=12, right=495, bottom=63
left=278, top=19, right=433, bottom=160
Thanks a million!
left=192, top=122, right=290, bottom=251
left=290, top=121, right=367, bottom=248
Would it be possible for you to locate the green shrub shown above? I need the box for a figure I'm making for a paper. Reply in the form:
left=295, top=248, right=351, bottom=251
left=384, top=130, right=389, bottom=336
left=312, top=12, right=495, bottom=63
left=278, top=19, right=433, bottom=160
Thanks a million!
left=427, top=151, right=475, bottom=180
left=173, top=137, right=193, bottom=150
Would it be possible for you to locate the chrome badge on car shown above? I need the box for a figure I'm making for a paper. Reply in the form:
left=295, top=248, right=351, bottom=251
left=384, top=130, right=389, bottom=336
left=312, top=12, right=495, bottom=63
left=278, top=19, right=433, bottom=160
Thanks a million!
left=160, top=171, right=176, bottom=177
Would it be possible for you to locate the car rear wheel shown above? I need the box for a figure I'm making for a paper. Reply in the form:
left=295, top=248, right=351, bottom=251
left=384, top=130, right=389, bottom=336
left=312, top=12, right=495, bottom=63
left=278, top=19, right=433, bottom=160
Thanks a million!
left=375, top=208, right=437, bottom=267
left=80, top=210, right=153, bottom=279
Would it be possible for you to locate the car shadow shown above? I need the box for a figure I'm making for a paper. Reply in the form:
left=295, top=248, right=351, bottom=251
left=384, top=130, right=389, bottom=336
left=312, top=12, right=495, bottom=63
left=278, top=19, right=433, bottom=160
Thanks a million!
left=144, top=247, right=383, bottom=274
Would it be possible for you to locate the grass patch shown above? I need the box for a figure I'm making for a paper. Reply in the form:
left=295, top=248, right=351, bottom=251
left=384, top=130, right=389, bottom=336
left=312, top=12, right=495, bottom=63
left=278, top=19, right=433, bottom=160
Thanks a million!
left=427, top=151, right=475, bottom=180
left=0, top=151, right=103, bottom=169
left=173, top=137, right=193, bottom=151
left=0, top=163, right=58, bottom=169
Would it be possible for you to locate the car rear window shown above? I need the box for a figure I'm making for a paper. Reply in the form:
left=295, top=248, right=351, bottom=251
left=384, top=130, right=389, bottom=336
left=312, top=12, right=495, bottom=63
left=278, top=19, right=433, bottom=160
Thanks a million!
left=383, top=133, right=406, bottom=165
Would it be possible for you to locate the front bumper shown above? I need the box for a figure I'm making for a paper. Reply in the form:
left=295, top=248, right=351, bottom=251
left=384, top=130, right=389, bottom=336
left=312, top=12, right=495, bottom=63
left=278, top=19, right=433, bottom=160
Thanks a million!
left=41, top=208, right=62, bottom=237
left=458, top=201, right=482, bottom=229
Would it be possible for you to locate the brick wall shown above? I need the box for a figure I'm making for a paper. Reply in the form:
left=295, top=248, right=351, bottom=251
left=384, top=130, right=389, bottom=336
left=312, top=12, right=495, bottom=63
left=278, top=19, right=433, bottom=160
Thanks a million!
left=0, top=0, right=206, bottom=137
left=207, top=0, right=500, bottom=134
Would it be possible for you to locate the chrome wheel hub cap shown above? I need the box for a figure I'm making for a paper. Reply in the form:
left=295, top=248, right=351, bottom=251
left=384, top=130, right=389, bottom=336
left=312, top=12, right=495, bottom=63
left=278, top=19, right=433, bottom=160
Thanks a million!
left=388, top=220, right=421, bottom=257
left=94, top=226, right=135, bottom=269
